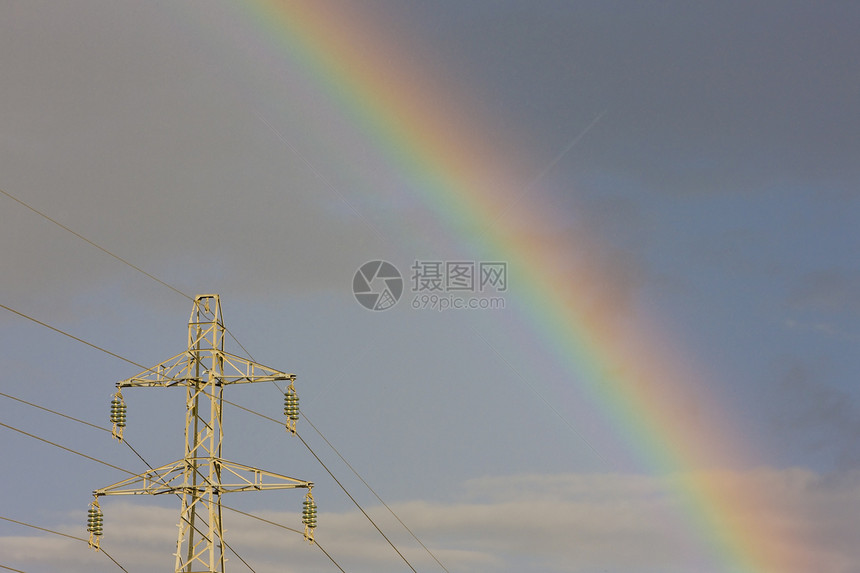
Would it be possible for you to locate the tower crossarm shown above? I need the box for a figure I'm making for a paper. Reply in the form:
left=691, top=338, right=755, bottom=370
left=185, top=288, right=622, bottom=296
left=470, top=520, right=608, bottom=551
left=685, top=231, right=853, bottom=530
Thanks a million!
left=94, top=459, right=188, bottom=497
left=95, top=458, right=312, bottom=497
left=117, top=351, right=296, bottom=388
left=216, top=460, right=313, bottom=493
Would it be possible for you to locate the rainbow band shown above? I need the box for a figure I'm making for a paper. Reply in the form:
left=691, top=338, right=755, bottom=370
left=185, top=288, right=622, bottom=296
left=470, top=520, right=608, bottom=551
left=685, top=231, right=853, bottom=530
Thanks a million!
left=238, top=1, right=803, bottom=570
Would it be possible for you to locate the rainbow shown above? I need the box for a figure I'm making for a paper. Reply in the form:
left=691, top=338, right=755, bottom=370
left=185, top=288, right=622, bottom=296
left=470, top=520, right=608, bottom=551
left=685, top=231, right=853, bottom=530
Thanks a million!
left=209, top=1, right=806, bottom=570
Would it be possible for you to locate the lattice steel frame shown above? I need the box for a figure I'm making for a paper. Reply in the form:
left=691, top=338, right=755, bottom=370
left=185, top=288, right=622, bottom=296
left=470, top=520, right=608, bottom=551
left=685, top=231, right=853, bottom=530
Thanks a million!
left=94, top=295, right=313, bottom=573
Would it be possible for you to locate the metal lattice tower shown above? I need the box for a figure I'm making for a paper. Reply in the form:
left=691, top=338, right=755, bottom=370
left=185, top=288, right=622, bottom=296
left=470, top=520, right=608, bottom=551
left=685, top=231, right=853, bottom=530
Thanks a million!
left=90, top=294, right=316, bottom=572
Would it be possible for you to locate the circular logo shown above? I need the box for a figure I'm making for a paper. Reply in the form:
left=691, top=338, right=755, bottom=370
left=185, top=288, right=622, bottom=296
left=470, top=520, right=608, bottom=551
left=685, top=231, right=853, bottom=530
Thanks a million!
left=353, top=261, right=403, bottom=311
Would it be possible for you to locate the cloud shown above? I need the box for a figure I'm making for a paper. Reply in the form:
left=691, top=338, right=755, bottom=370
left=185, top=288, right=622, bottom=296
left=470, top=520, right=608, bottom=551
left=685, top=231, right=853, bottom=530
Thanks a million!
left=3, top=469, right=860, bottom=573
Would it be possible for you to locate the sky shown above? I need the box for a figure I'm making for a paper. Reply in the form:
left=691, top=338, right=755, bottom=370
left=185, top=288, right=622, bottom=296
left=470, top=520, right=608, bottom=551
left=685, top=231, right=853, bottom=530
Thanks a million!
left=1, top=1, right=859, bottom=572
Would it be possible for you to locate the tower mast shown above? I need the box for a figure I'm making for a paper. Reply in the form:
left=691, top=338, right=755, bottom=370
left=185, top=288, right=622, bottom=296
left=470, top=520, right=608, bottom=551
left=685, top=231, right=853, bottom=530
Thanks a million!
left=90, top=294, right=316, bottom=572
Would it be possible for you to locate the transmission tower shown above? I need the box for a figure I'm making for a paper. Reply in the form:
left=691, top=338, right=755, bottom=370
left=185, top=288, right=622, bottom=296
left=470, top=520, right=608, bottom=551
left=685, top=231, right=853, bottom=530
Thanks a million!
left=88, top=294, right=317, bottom=572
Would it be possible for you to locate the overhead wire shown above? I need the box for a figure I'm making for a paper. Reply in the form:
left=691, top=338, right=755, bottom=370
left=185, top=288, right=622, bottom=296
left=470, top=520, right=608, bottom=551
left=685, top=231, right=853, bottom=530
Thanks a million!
left=0, top=353, right=409, bottom=573
left=221, top=505, right=346, bottom=573
left=301, top=413, right=449, bottom=572
left=0, top=187, right=190, bottom=303
left=0, top=390, right=179, bottom=489
left=0, top=416, right=259, bottom=573
left=0, top=317, right=347, bottom=573
left=0, top=390, right=110, bottom=433
left=260, top=346, right=448, bottom=571
left=2, top=185, right=447, bottom=569
left=0, top=515, right=128, bottom=572
left=0, top=187, right=254, bottom=362
left=0, top=395, right=254, bottom=569
left=295, top=431, right=418, bottom=573
left=0, top=300, right=436, bottom=571
left=0, top=390, right=345, bottom=572
left=215, top=393, right=419, bottom=573
left=0, top=420, right=134, bottom=475
left=0, top=303, right=150, bottom=371
left=252, top=109, right=606, bottom=466
left=0, top=392, right=320, bottom=572
left=0, top=188, right=436, bottom=571
left=264, top=385, right=447, bottom=571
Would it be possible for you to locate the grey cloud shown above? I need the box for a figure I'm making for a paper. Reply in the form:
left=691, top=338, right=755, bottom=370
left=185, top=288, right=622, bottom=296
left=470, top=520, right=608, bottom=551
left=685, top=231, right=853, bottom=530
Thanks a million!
left=6, top=469, right=860, bottom=573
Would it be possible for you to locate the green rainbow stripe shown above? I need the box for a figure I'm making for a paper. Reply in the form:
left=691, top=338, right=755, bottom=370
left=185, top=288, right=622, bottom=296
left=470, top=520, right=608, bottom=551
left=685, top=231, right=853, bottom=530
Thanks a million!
left=237, top=1, right=803, bottom=570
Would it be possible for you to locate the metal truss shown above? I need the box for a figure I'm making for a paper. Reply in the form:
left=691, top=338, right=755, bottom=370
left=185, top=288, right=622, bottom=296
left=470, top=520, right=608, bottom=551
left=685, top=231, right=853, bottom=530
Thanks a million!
left=93, top=294, right=314, bottom=573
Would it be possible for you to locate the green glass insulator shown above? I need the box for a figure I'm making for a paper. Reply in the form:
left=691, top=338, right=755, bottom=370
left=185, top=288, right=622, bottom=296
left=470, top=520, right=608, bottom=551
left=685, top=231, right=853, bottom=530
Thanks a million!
left=87, top=508, right=103, bottom=534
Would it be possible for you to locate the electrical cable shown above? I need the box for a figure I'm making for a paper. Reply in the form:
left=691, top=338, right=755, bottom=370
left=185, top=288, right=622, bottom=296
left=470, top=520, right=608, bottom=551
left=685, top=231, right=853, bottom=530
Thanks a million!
left=216, top=395, right=418, bottom=573
left=0, top=187, right=254, bottom=361
left=0, top=391, right=109, bottom=433
left=0, top=396, right=261, bottom=573
left=1, top=187, right=447, bottom=567
left=221, top=505, right=346, bottom=573
left=0, top=420, right=135, bottom=475
left=296, top=431, right=417, bottom=573
left=0, top=303, right=424, bottom=571
left=0, top=564, right=27, bottom=573
left=0, top=302, right=246, bottom=416
left=0, top=418, right=263, bottom=572
left=0, top=303, right=150, bottom=371
left=263, top=372, right=448, bottom=570
left=0, top=187, right=191, bottom=302
left=0, top=390, right=342, bottom=572
left=301, top=413, right=449, bottom=572
left=0, top=515, right=129, bottom=572
left=0, top=390, right=177, bottom=487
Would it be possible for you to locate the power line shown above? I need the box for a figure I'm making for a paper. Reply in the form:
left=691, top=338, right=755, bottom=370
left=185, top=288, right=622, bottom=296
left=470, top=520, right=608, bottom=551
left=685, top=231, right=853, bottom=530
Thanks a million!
left=0, top=187, right=191, bottom=302
left=0, top=390, right=181, bottom=489
left=0, top=392, right=345, bottom=572
left=0, top=301, right=431, bottom=571
left=217, top=395, right=418, bottom=573
left=0, top=187, right=256, bottom=361
left=0, top=418, right=268, bottom=573
left=1, top=187, right=446, bottom=567
left=0, top=393, right=292, bottom=573
left=1, top=296, right=440, bottom=571
left=296, top=431, right=418, bottom=573
left=0, top=389, right=341, bottom=572
left=258, top=358, right=447, bottom=570
left=0, top=401, right=261, bottom=571
left=222, top=505, right=346, bottom=573
left=0, top=420, right=135, bottom=475
left=241, top=399, right=450, bottom=570
left=0, top=391, right=109, bottom=433
left=0, top=515, right=128, bottom=572
left=0, top=302, right=249, bottom=413
left=302, top=414, right=449, bottom=572
left=0, top=196, right=327, bottom=568
left=0, top=303, right=150, bottom=371
left=0, top=564, right=27, bottom=573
